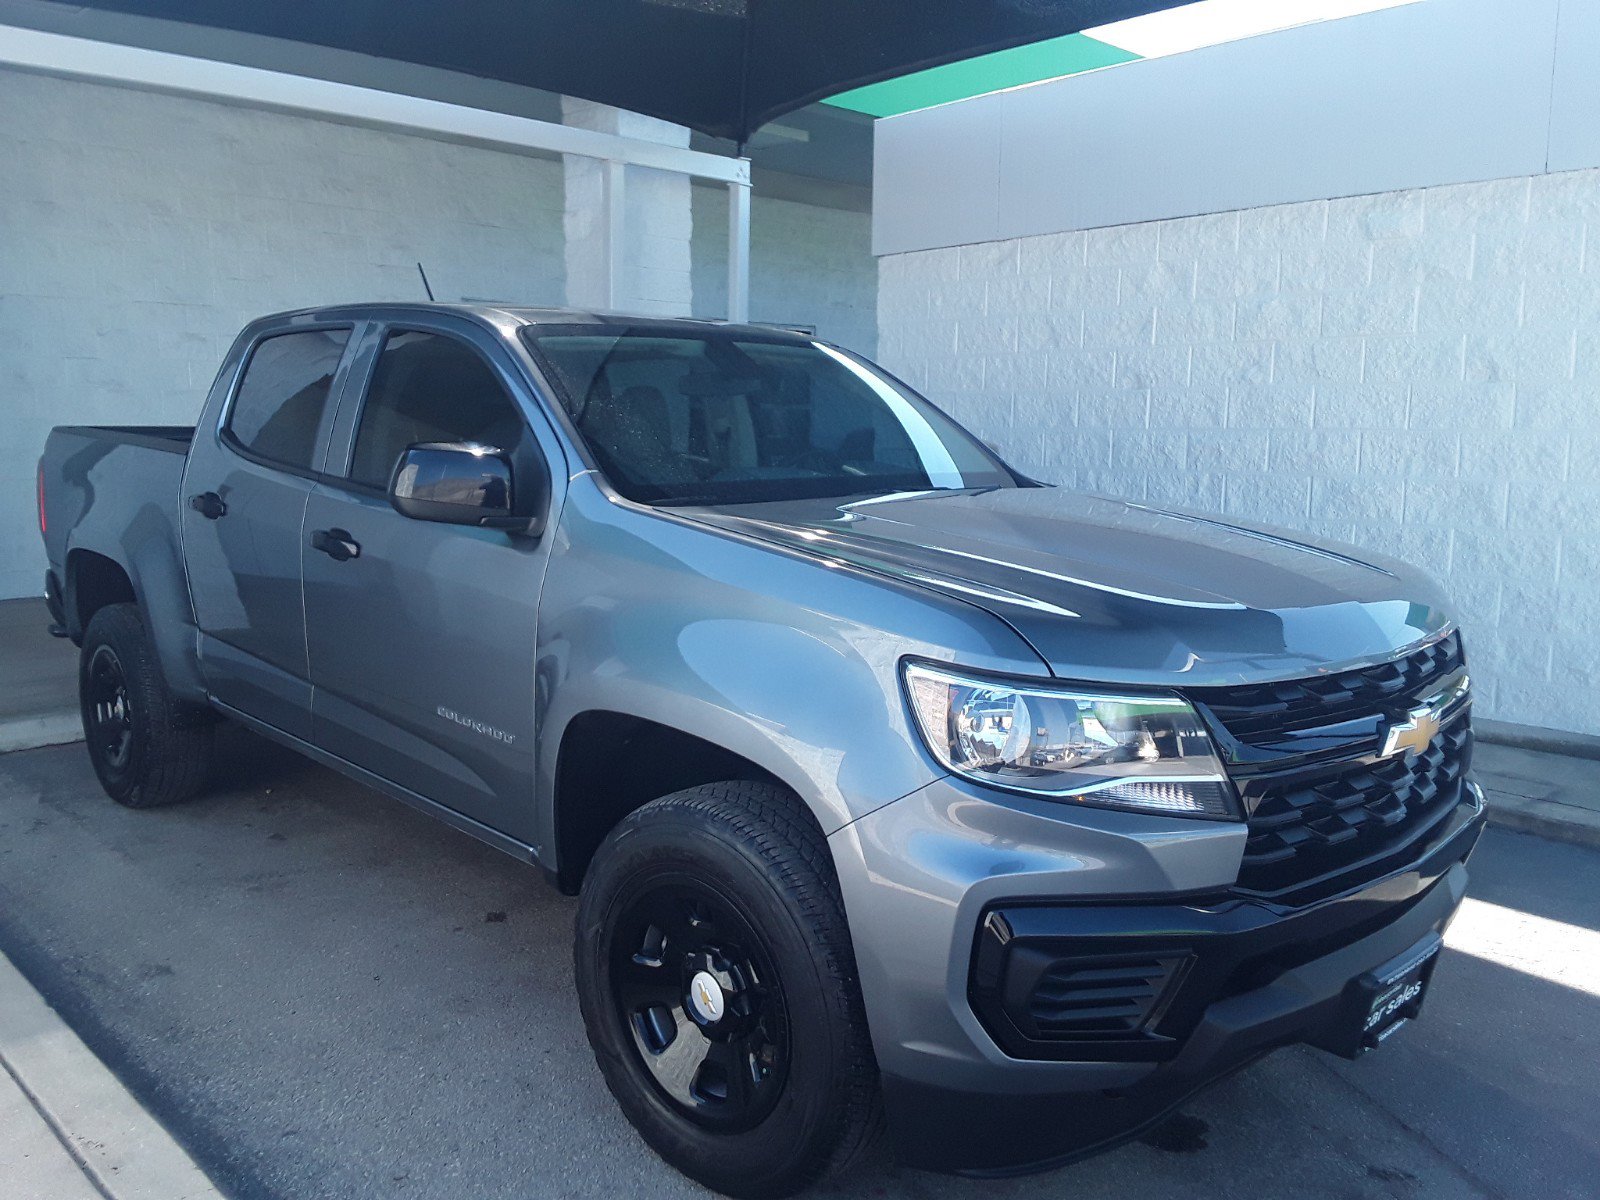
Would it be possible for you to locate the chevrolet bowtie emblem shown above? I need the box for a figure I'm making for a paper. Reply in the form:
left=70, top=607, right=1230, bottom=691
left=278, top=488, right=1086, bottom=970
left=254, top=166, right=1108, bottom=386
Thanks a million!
left=1382, top=704, right=1442, bottom=758
left=1380, top=671, right=1470, bottom=758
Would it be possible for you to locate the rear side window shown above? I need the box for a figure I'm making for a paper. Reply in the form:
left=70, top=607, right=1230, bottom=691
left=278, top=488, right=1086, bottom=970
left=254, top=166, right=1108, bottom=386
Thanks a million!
left=226, top=329, right=350, bottom=472
left=347, top=331, right=527, bottom=490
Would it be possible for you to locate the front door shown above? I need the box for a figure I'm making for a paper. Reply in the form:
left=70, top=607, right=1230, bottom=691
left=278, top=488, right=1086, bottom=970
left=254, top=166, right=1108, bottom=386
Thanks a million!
left=301, top=321, right=558, bottom=842
left=181, top=324, right=355, bottom=739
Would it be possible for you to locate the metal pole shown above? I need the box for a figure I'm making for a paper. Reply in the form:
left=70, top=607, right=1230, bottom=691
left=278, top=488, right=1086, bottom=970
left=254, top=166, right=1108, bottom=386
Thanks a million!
left=602, top=158, right=626, bottom=311
left=727, top=174, right=751, bottom=323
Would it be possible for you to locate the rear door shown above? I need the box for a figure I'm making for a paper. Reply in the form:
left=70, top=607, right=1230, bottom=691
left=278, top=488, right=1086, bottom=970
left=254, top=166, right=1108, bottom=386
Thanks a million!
left=181, top=321, right=358, bottom=739
left=301, top=316, right=563, bottom=842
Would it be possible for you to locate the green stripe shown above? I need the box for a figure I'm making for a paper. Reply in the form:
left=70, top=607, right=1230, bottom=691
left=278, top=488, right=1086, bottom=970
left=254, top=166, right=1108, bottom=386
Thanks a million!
left=823, top=34, right=1140, bottom=119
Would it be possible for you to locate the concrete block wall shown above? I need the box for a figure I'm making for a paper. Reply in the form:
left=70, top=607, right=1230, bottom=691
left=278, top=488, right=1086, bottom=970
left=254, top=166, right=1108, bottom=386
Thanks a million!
left=693, top=185, right=878, bottom=356
left=0, top=67, right=566, bottom=599
left=0, top=67, right=877, bottom=602
left=877, top=169, right=1600, bottom=737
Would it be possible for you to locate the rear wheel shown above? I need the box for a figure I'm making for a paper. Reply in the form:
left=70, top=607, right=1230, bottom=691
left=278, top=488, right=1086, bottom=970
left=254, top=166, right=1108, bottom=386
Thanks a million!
left=575, top=782, right=881, bottom=1198
left=79, top=603, right=213, bottom=808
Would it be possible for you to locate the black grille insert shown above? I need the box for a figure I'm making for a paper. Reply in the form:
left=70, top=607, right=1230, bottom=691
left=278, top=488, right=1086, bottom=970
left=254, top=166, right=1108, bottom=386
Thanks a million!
left=1235, top=717, right=1472, bottom=896
left=1191, top=633, right=1464, bottom=744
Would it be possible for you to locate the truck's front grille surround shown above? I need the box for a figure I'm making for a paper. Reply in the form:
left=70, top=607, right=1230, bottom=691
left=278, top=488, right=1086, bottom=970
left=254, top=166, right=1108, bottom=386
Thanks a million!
left=1183, top=632, right=1472, bottom=899
left=967, top=635, right=1481, bottom=1061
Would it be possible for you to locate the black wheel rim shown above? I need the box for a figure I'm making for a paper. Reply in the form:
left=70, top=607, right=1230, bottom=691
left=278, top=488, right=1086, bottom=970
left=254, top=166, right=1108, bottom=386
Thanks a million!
left=608, top=877, right=790, bottom=1132
left=86, top=645, right=134, bottom=774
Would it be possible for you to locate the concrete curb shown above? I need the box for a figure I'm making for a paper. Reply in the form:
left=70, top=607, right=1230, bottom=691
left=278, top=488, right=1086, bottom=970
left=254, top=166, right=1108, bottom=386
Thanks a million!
left=1475, top=740, right=1600, bottom=853
left=0, top=710, right=82, bottom=755
left=1478, top=717, right=1600, bottom=764
left=1484, top=792, right=1600, bottom=851
left=0, top=952, right=224, bottom=1200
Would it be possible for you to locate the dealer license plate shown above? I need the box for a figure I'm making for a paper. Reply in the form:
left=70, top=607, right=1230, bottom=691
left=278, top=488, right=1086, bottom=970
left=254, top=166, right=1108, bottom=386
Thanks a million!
left=1321, top=931, right=1443, bottom=1059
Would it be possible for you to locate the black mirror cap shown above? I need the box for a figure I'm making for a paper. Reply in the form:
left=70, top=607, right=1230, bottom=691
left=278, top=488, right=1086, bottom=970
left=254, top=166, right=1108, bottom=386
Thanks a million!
left=388, top=442, right=546, bottom=533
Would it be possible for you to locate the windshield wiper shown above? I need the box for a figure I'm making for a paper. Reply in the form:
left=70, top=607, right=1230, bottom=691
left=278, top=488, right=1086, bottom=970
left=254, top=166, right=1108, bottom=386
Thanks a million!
left=650, top=492, right=734, bottom=508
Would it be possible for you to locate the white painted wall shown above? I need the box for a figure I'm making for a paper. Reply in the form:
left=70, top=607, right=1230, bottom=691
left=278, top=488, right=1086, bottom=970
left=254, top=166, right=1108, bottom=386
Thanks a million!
left=877, top=171, right=1600, bottom=737
left=0, top=67, right=876, bottom=602
left=0, top=67, right=565, bottom=599
left=692, top=185, right=878, bottom=355
left=873, top=0, right=1600, bottom=739
left=874, top=0, right=1593, bottom=256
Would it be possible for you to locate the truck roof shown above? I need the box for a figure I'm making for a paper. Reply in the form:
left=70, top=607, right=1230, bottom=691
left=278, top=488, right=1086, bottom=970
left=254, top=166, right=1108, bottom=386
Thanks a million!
left=252, top=301, right=818, bottom=341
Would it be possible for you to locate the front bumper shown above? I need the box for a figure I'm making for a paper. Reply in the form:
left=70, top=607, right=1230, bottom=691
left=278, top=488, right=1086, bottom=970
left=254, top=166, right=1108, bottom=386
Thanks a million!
left=830, top=776, right=1485, bottom=1175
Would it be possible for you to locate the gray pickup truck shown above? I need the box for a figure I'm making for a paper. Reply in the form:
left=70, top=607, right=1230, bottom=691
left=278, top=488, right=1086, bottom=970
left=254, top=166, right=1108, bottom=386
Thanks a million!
left=37, top=303, right=1484, bottom=1198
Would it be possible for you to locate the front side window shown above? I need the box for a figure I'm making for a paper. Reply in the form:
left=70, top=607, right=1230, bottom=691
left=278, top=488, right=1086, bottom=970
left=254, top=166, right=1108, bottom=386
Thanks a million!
left=348, top=331, right=529, bottom=490
left=524, top=328, right=1015, bottom=506
left=226, top=328, right=350, bottom=471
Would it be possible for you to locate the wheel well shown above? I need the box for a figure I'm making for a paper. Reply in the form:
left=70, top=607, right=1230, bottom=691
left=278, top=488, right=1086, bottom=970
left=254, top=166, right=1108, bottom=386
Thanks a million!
left=553, top=712, right=789, bottom=893
left=67, top=550, right=135, bottom=641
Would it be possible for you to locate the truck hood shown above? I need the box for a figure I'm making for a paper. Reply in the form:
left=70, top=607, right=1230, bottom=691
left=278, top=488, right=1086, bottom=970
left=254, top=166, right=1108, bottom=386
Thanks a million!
left=678, top=487, right=1453, bottom=687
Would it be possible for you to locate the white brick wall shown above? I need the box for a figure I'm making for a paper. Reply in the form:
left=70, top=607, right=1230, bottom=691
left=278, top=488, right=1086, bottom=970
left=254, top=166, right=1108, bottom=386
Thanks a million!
left=0, top=67, right=566, bottom=600
left=693, top=186, right=878, bottom=355
left=0, top=68, right=877, bottom=602
left=878, top=170, right=1600, bottom=738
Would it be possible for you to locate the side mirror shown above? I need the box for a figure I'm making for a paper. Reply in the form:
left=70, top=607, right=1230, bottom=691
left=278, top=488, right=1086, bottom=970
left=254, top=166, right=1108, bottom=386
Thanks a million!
left=389, top=442, right=543, bottom=533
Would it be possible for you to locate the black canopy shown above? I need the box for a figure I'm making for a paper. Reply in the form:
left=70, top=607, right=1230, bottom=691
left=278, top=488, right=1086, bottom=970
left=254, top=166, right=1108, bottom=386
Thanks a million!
left=69, top=0, right=1178, bottom=143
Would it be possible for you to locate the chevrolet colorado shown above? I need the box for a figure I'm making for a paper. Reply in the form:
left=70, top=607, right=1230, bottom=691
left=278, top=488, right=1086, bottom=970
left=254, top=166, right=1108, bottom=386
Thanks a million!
left=37, top=303, right=1484, bottom=1197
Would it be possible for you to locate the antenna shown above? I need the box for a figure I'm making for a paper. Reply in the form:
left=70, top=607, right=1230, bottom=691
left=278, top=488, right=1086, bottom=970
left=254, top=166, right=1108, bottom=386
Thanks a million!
left=417, top=262, right=436, bottom=302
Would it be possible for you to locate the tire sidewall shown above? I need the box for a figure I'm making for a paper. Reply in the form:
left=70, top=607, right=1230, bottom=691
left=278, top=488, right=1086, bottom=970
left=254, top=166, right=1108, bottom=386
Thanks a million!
left=78, top=605, right=157, bottom=805
left=576, top=809, right=851, bottom=1197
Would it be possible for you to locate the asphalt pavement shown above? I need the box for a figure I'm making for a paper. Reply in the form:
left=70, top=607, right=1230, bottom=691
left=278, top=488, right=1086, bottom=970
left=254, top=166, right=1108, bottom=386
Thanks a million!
left=1, top=734, right=1597, bottom=1200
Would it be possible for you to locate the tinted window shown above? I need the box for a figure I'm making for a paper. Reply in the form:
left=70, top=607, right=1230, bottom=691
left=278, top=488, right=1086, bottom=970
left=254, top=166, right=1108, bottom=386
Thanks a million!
left=524, top=329, right=1013, bottom=506
left=348, top=332, right=528, bottom=490
left=226, top=329, right=350, bottom=471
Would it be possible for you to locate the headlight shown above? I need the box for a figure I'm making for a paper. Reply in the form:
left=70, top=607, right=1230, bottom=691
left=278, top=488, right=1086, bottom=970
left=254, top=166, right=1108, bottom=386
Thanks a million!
left=902, top=662, right=1237, bottom=818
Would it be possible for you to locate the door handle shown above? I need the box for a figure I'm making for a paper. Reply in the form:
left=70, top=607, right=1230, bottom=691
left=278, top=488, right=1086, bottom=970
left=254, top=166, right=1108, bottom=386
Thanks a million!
left=310, top=528, right=361, bottom=562
left=188, top=491, right=227, bottom=520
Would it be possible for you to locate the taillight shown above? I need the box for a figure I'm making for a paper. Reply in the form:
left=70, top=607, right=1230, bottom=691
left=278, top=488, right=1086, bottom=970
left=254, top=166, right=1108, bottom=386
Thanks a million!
left=37, top=464, right=46, bottom=536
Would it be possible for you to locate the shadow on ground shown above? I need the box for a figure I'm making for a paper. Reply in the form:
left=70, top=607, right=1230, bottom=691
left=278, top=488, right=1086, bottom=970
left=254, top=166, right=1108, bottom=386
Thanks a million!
left=1, top=737, right=1596, bottom=1200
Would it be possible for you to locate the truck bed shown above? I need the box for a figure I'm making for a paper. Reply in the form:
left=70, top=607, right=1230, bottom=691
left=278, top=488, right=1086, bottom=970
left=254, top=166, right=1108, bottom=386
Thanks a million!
left=37, top=424, right=195, bottom=633
left=52, top=425, right=196, bottom=453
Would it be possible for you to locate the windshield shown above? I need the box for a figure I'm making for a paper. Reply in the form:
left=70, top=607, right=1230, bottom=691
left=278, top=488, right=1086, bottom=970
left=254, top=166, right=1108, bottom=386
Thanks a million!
left=523, top=327, right=1018, bottom=506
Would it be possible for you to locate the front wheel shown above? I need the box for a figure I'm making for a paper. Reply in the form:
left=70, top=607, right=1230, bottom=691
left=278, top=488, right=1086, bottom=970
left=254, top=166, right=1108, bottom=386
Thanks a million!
left=574, top=782, right=881, bottom=1198
left=79, top=603, right=213, bottom=808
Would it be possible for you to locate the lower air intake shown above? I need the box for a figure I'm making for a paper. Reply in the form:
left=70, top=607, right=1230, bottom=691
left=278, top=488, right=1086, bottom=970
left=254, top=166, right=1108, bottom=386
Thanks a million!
left=1026, top=953, right=1189, bottom=1036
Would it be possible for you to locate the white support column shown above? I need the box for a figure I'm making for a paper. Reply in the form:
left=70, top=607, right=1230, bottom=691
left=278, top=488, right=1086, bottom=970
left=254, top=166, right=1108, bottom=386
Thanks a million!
left=602, top=158, right=627, bottom=311
left=563, top=98, right=695, bottom=317
left=727, top=178, right=752, bottom=324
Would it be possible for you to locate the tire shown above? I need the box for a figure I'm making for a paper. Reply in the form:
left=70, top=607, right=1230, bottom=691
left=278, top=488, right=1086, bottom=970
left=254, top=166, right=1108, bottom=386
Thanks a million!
left=78, top=603, right=214, bottom=808
left=575, top=782, right=882, bottom=1199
